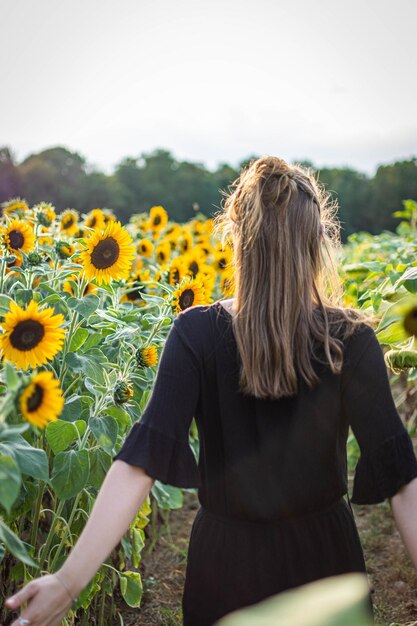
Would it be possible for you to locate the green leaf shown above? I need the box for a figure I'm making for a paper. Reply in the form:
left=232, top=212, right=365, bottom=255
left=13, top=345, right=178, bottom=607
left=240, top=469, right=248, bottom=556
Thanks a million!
left=131, top=528, right=145, bottom=569
left=106, top=405, right=131, bottom=430
left=0, top=436, right=49, bottom=481
left=217, top=572, right=373, bottom=626
left=75, top=420, right=87, bottom=437
left=4, top=362, right=20, bottom=391
left=151, top=481, right=183, bottom=510
left=60, top=396, right=83, bottom=423
left=119, top=571, right=143, bottom=608
left=45, top=420, right=80, bottom=454
left=0, top=423, right=30, bottom=439
left=68, top=295, right=100, bottom=317
left=0, top=294, right=13, bottom=313
left=88, top=448, right=112, bottom=490
left=89, top=415, right=118, bottom=452
left=0, top=454, right=21, bottom=513
left=51, top=449, right=90, bottom=500
left=69, top=327, right=89, bottom=352
left=0, top=519, right=37, bottom=567
left=65, top=349, right=106, bottom=384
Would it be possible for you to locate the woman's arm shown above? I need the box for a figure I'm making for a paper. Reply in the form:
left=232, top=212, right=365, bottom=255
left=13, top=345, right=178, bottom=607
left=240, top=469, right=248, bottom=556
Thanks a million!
left=390, top=476, right=417, bottom=570
left=5, top=460, right=154, bottom=623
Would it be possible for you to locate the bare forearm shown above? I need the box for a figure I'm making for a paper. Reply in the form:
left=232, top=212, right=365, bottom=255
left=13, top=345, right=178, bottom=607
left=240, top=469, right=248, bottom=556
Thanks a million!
left=390, top=476, right=417, bottom=570
left=58, top=460, right=155, bottom=597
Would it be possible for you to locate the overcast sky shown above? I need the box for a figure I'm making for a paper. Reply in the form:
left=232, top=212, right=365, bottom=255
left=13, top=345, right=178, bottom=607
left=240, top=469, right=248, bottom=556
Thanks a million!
left=1, top=0, right=416, bottom=174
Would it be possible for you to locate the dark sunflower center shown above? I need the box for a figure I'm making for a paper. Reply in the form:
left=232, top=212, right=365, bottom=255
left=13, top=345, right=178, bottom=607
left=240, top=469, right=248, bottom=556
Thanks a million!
left=219, top=257, right=227, bottom=269
left=141, top=244, right=148, bottom=253
left=189, top=261, right=199, bottom=278
left=153, top=215, right=161, bottom=226
left=158, top=252, right=166, bottom=262
left=90, top=217, right=97, bottom=227
left=26, top=384, right=44, bottom=412
left=64, top=216, right=74, bottom=228
left=91, top=236, right=120, bottom=269
left=172, top=268, right=180, bottom=283
left=179, top=288, right=195, bottom=310
left=10, top=319, right=45, bottom=351
left=404, top=308, right=417, bottom=336
left=9, top=229, right=25, bottom=249
left=127, top=288, right=143, bottom=301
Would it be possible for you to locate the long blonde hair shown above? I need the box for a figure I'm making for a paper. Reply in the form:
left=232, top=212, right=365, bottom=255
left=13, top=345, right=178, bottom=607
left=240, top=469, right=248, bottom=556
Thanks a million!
left=213, top=156, right=378, bottom=400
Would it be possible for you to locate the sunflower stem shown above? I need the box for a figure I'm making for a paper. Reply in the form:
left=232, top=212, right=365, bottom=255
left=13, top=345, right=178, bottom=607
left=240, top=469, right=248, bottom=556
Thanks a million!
left=39, top=499, right=65, bottom=571
left=50, top=491, right=83, bottom=573
left=144, top=304, right=171, bottom=347
left=30, top=475, right=46, bottom=550
left=0, top=256, right=6, bottom=292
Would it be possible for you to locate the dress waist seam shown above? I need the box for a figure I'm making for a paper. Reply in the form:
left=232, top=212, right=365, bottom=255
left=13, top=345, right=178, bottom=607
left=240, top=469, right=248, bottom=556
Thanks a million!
left=199, top=494, right=350, bottom=528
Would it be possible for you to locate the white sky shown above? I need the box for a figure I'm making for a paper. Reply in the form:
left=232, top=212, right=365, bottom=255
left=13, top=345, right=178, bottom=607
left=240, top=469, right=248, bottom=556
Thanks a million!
left=1, top=0, right=416, bottom=174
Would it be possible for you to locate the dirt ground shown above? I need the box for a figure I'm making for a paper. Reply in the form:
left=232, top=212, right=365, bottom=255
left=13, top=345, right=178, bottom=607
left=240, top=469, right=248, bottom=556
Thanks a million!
left=114, top=488, right=417, bottom=626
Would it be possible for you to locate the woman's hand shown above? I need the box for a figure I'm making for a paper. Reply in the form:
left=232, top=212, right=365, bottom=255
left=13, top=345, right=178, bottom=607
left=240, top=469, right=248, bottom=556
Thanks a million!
left=5, top=573, right=74, bottom=626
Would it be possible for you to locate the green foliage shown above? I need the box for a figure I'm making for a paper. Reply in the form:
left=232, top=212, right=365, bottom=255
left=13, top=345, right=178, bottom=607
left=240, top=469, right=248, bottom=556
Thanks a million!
left=217, top=572, right=374, bottom=626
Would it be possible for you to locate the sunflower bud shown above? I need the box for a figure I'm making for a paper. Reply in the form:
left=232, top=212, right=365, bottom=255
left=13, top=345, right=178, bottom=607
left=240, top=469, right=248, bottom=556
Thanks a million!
left=27, top=251, right=43, bottom=266
left=34, top=202, right=56, bottom=227
left=385, top=349, right=417, bottom=372
left=136, top=345, right=158, bottom=368
left=55, top=241, right=75, bottom=259
left=114, top=380, right=134, bottom=404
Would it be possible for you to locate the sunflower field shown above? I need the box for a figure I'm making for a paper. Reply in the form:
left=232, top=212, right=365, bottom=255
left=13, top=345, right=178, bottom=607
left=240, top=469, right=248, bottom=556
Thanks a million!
left=1, top=195, right=417, bottom=625
left=0, top=199, right=234, bottom=625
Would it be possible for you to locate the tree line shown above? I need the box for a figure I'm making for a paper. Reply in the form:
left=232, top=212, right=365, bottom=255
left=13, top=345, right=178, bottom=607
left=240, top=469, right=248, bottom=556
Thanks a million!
left=1, top=146, right=417, bottom=240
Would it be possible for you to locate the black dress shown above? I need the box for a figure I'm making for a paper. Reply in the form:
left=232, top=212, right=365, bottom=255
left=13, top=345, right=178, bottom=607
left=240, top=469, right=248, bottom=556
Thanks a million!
left=113, top=301, right=417, bottom=626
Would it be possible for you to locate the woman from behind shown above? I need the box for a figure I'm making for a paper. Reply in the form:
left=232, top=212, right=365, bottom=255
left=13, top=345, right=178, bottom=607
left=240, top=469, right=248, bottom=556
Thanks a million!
left=5, top=156, right=417, bottom=626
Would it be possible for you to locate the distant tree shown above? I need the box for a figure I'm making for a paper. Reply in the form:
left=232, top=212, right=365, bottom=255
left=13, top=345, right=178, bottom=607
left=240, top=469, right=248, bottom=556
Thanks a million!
left=316, top=167, right=371, bottom=239
left=19, top=147, right=87, bottom=210
left=0, top=147, right=22, bottom=202
left=370, top=159, right=417, bottom=232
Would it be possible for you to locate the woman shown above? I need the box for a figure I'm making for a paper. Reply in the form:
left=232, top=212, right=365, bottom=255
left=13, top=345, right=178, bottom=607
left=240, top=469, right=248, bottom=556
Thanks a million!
left=5, top=156, right=417, bottom=626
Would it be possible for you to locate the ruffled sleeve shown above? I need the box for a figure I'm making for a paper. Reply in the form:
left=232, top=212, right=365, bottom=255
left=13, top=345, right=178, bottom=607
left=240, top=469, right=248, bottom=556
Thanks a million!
left=341, top=325, right=417, bottom=505
left=112, top=311, right=202, bottom=489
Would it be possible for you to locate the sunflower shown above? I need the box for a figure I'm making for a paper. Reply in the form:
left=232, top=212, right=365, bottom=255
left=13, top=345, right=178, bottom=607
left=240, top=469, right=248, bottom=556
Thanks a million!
left=79, top=220, right=136, bottom=285
left=113, top=379, right=134, bottom=404
left=0, top=300, right=66, bottom=370
left=55, top=241, right=76, bottom=259
left=102, top=209, right=116, bottom=224
left=34, top=202, right=56, bottom=227
left=84, top=208, right=106, bottom=231
left=165, top=224, right=182, bottom=240
left=137, top=238, right=154, bottom=258
left=168, top=257, right=186, bottom=286
left=19, top=371, right=64, bottom=428
left=60, top=209, right=79, bottom=236
left=197, top=264, right=217, bottom=297
left=63, top=275, right=98, bottom=297
left=182, top=249, right=206, bottom=279
left=1, top=198, right=29, bottom=218
left=195, top=236, right=212, bottom=258
left=149, top=206, right=168, bottom=231
left=214, top=246, right=233, bottom=273
left=3, top=218, right=36, bottom=256
left=137, top=345, right=158, bottom=368
left=38, top=226, right=54, bottom=247
left=155, top=240, right=171, bottom=265
left=179, top=231, right=193, bottom=254
left=220, top=268, right=235, bottom=297
left=170, top=277, right=206, bottom=313
left=120, top=272, right=146, bottom=305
